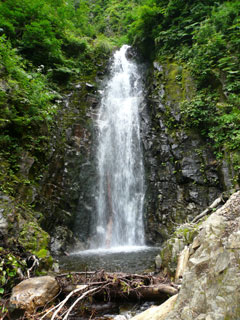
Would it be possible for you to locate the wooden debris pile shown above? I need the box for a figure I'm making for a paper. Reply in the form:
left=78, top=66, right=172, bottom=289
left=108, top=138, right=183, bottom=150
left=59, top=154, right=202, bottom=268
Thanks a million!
left=22, top=271, right=178, bottom=320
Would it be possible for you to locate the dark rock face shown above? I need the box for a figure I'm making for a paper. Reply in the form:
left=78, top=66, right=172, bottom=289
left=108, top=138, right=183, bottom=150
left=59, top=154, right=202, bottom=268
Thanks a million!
left=37, top=83, right=100, bottom=254
left=141, top=61, right=232, bottom=244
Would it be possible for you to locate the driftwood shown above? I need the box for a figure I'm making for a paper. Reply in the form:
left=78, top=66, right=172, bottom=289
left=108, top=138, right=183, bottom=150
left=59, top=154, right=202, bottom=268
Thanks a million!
left=191, top=196, right=224, bottom=223
left=134, top=283, right=178, bottom=298
left=37, top=271, right=178, bottom=320
left=61, top=272, right=177, bottom=299
left=175, top=246, right=190, bottom=282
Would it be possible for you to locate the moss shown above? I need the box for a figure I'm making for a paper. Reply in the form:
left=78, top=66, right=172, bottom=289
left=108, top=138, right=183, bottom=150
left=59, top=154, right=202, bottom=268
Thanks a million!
left=35, top=248, right=54, bottom=269
left=35, top=248, right=49, bottom=259
left=16, top=219, right=54, bottom=269
left=163, top=61, right=194, bottom=103
left=159, top=221, right=201, bottom=276
left=160, top=238, right=181, bottom=276
left=181, top=67, right=196, bottom=100
left=165, top=64, right=182, bottom=98
left=18, top=221, right=50, bottom=253
left=151, top=59, right=196, bottom=135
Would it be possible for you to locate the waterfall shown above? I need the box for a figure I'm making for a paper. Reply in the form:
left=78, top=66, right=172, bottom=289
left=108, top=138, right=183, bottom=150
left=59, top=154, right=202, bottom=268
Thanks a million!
left=92, top=45, right=145, bottom=249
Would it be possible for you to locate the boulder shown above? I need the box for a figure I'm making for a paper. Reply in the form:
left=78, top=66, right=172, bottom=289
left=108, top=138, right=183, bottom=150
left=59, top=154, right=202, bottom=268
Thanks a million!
left=130, top=294, right=178, bottom=320
left=164, top=191, right=240, bottom=320
left=10, top=276, right=59, bottom=312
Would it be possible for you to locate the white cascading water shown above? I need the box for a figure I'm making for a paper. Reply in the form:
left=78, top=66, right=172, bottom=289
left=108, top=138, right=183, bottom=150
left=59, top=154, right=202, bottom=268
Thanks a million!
left=92, top=45, right=145, bottom=249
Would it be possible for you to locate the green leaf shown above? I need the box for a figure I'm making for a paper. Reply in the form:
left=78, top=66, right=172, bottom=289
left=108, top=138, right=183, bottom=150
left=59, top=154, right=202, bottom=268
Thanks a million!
left=8, top=271, right=16, bottom=277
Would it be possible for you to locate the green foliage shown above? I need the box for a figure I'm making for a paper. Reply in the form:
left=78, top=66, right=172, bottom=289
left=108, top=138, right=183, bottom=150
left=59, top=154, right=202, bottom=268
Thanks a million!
left=0, top=0, right=120, bottom=72
left=128, top=0, right=240, bottom=165
left=181, top=92, right=218, bottom=135
left=0, top=35, right=57, bottom=172
left=93, top=35, right=116, bottom=56
left=89, top=0, right=138, bottom=37
left=174, top=221, right=201, bottom=244
left=0, top=247, right=27, bottom=296
left=0, top=0, right=139, bottom=172
left=176, top=1, right=240, bottom=157
left=128, top=0, right=213, bottom=56
left=129, top=2, right=165, bottom=55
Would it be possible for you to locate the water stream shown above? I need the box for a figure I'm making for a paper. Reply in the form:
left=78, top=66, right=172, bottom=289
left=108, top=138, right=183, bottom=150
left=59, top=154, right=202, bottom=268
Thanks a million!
left=92, top=45, right=145, bottom=249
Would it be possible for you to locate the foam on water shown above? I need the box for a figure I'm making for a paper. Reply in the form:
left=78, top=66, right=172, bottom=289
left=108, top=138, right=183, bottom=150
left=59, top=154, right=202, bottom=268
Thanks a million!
left=72, top=246, right=149, bottom=256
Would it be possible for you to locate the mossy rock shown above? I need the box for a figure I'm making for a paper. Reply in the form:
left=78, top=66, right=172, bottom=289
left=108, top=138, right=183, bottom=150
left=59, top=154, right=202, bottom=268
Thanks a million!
left=162, top=60, right=195, bottom=103
left=160, top=237, right=185, bottom=276
left=35, top=248, right=54, bottom=270
left=159, top=222, right=201, bottom=276
left=18, top=221, right=50, bottom=254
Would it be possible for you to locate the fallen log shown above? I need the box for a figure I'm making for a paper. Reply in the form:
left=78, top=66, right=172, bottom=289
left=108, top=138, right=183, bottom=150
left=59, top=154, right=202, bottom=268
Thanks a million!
left=134, top=283, right=178, bottom=298
left=192, top=196, right=223, bottom=223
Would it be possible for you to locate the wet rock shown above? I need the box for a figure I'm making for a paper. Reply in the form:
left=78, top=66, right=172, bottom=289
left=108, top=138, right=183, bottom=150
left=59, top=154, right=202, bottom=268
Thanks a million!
left=10, top=276, right=59, bottom=312
left=181, top=157, right=203, bottom=183
left=219, top=157, right=237, bottom=190
left=38, top=80, right=101, bottom=249
left=50, top=225, right=74, bottom=255
left=126, top=46, right=138, bottom=60
left=131, top=294, right=178, bottom=320
left=86, top=82, right=95, bottom=90
left=153, top=61, right=163, bottom=72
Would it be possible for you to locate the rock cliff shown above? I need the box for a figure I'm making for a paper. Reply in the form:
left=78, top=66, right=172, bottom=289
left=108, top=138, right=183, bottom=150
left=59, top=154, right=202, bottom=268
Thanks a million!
left=142, top=60, right=237, bottom=244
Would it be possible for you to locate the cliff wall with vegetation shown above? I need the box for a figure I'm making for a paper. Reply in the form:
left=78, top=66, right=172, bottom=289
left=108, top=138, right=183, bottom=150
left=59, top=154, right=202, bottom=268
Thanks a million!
left=0, top=0, right=240, bottom=305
